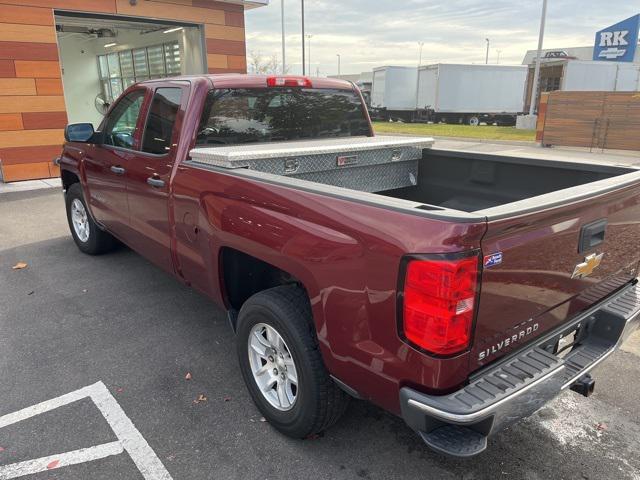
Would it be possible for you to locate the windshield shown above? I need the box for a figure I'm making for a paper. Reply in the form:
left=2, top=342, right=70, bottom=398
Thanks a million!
left=195, top=87, right=370, bottom=146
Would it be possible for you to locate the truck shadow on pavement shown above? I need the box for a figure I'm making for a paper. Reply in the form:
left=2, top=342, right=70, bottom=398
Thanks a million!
left=1, top=235, right=639, bottom=480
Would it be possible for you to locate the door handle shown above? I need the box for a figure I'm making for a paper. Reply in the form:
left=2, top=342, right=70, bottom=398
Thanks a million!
left=147, top=176, right=165, bottom=188
left=579, top=219, right=607, bottom=253
left=110, top=165, right=126, bottom=175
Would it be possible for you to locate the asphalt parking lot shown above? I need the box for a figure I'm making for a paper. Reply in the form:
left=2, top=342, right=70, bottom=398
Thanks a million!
left=1, top=188, right=639, bottom=480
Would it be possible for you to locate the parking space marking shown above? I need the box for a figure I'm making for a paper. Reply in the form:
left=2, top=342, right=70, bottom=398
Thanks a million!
left=0, top=442, right=123, bottom=479
left=0, top=382, right=173, bottom=480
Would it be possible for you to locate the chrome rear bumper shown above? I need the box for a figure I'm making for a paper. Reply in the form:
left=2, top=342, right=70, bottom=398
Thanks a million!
left=400, top=281, right=640, bottom=457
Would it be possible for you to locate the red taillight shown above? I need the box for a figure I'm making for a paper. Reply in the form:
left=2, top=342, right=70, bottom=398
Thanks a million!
left=267, top=76, right=312, bottom=88
left=401, top=255, right=479, bottom=356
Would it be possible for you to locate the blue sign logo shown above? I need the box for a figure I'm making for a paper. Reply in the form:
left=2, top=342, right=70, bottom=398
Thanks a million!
left=593, top=14, right=640, bottom=62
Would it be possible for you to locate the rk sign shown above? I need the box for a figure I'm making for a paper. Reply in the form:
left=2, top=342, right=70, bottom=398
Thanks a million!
left=593, top=14, right=640, bottom=62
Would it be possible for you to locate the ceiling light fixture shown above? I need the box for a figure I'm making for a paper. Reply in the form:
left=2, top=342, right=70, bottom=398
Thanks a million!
left=104, top=42, right=117, bottom=48
left=163, top=26, right=183, bottom=34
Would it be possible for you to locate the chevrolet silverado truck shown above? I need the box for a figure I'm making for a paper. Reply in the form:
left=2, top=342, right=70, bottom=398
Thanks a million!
left=58, top=75, right=640, bottom=457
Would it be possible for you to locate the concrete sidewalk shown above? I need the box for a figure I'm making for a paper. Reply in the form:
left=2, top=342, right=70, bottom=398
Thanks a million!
left=432, top=138, right=640, bottom=167
left=0, top=178, right=61, bottom=195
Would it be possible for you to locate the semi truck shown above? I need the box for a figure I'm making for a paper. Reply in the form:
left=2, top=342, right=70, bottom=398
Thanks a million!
left=59, top=74, right=640, bottom=457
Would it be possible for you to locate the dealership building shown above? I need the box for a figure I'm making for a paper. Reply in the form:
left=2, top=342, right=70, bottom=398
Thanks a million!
left=0, top=0, right=267, bottom=182
left=522, top=14, right=640, bottom=111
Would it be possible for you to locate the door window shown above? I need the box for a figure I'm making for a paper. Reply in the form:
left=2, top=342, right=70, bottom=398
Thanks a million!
left=103, top=90, right=145, bottom=149
left=142, top=88, right=183, bottom=155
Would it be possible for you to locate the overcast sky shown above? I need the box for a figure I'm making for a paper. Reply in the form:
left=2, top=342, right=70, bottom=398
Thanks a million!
left=245, top=1, right=639, bottom=76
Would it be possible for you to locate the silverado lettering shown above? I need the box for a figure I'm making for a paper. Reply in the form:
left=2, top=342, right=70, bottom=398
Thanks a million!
left=478, top=323, right=540, bottom=361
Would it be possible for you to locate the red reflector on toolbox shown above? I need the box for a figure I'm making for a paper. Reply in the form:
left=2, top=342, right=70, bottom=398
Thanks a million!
left=402, top=256, right=478, bottom=355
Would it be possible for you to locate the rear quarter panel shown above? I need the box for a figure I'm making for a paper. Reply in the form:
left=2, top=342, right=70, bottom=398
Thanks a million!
left=171, top=166, right=486, bottom=414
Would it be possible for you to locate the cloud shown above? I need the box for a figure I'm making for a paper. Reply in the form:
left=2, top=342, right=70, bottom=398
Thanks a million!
left=245, top=1, right=639, bottom=75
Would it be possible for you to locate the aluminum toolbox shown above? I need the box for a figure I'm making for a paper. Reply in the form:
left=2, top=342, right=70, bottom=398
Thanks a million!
left=189, top=136, right=434, bottom=193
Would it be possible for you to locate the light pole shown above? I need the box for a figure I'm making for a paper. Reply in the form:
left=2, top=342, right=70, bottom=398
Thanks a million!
left=529, top=0, right=548, bottom=116
left=418, top=41, right=424, bottom=66
left=301, top=0, right=305, bottom=75
left=336, top=54, right=341, bottom=76
left=485, top=38, right=490, bottom=64
left=281, top=0, right=286, bottom=73
left=306, top=34, right=313, bottom=75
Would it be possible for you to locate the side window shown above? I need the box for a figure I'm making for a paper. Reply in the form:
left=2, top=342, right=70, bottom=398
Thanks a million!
left=142, top=88, right=183, bottom=155
left=103, top=90, right=145, bottom=149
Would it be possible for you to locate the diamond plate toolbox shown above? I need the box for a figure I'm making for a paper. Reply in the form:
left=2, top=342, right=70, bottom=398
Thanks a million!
left=188, top=136, right=434, bottom=193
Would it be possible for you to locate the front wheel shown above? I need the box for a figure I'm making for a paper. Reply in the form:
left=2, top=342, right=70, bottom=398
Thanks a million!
left=65, top=183, right=117, bottom=255
left=467, top=115, right=480, bottom=126
left=236, top=285, right=349, bottom=438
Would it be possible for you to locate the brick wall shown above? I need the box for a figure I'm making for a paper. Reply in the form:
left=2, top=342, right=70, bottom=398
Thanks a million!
left=0, top=0, right=247, bottom=182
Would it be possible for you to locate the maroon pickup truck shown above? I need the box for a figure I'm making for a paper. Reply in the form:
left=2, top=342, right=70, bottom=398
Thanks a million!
left=58, top=74, right=640, bottom=457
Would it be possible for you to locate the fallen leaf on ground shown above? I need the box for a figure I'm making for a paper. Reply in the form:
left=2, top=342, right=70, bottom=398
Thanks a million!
left=185, top=372, right=192, bottom=380
left=596, top=422, right=608, bottom=431
left=224, top=396, right=231, bottom=402
left=12, top=262, right=28, bottom=270
left=27, top=291, right=34, bottom=296
left=116, top=387, right=124, bottom=394
left=194, top=394, right=207, bottom=404
left=46, top=460, right=60, bottom=470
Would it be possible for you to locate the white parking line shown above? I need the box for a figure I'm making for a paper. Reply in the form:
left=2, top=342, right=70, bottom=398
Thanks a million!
left=0, top=381, right=173, bottom=480
left=0, top=442, right=123, bottom=479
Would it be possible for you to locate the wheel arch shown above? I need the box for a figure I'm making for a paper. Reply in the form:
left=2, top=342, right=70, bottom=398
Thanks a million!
left=61, top=168, right=80, bottom=192
left=218, top=247, right=318, bottom=316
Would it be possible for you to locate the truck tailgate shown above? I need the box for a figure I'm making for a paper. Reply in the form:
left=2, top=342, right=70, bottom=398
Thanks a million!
left=472, top=177, right=640, bottom=370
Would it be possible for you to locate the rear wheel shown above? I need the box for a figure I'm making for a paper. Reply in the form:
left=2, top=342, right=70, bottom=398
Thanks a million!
left=236, top=285, right=349, bottom=438
left=65, top=183, right=117, bottom=255
left=467, top=115, right=480, bottom=126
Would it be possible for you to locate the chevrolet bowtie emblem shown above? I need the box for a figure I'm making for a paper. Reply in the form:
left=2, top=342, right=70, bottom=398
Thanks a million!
left=571, top=253, right=604, bottom=279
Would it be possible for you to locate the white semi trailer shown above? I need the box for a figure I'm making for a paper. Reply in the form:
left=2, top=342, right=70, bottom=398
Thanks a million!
left=370, top=66, right=419, bottom=122
left=416, top=64, right=528, bottom=125
left=561, top=61, right=640, bottom=91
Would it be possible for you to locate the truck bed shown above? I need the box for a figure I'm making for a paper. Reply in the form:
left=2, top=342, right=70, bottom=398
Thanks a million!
left=380, top=149, right=634, bottom=213
left=189, top=137, right=637, bottom=216
left=186, top=137, right=640, bottom=372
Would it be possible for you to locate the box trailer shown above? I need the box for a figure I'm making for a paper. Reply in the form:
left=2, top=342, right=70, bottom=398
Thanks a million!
left=416, top=64, right=528, bottom=125
left=370, top=66, right=419, bottom=121
left=562, top=61, right=640, bottom=91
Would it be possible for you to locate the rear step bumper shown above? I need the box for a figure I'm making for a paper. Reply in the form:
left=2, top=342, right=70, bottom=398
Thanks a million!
left=400, top=280, right=640, bottom=458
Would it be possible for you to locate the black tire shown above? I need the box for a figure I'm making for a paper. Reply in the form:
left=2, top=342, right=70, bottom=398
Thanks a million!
left=65, top=183, right=117, bottom=255
left=236, top=285, right=349, bottom=438
left=467, top=115, right=480, bottom=126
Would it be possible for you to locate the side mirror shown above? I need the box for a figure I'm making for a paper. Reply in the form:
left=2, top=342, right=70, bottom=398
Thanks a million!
left=65, top=123, right=95, bottom=143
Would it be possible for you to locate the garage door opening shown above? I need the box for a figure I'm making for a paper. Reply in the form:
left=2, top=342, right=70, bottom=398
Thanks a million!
left=54, top=12, right=206, bottom=128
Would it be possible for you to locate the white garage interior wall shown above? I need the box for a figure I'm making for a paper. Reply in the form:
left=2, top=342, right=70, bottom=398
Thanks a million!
left=56, top=15, right=205, bottom=128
